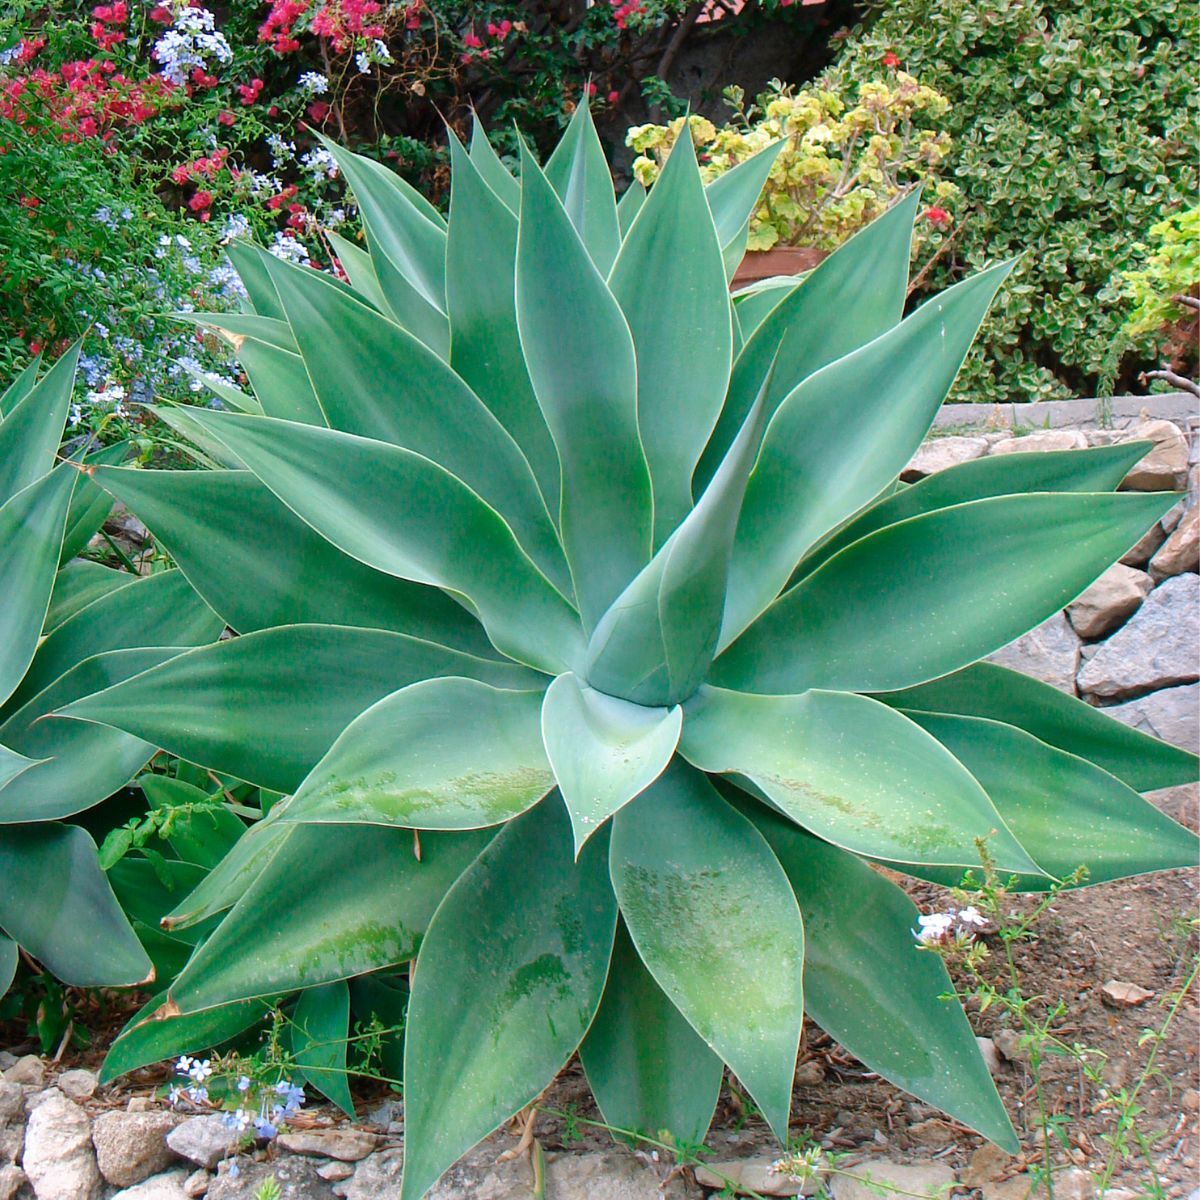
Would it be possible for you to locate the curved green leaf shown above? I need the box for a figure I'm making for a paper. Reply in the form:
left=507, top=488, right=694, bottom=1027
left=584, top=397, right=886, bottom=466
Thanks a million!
left=705, top=141, right=785, bottom=270
left=714, top=492, right=1177, bottom=696
left=225, top=241, right=287, bottom=320
left=0, top=743, right=40, bottom=792
left=616, top=180, right=646, bottom=236
left=909, top=714, right=1198, bottom=888
left=517, top=148, right=652, bottom=632
left=610, top=130, right=732, bottom=541
left=170, top=824, right=492, bottom=1012
left=291, top=980, right=355, bottom=1117
left=723, top=263, right=1011, bottom=643
left=1, top=648, right=182, bottom=822
left=0, top=342, right=79, bottom=506
left=60, top=440, right=128, bottom=563
left=46, top=561, right=129, bottom=634
left=0, top=934, right=16, bottom=998
left=695, top=191, right=918, bottom=490
left=0, top=824, right=150, bottom=987
left=799, top=442, right=1156, bottom=581
left=469, top=116, right=520, bottom=212
left=0, top=353, right=43, bottom=417
left=282, top=678, right=553, bottom=830
left=446, top=131, right=560, bottom=513
left=400, top=799, right=617, bottom=1200
left=60, top=625, right=538, bottom=795
left=234, top=336, right=326, bottom=426
left=746, top=806, right=1018, bottom=1152
left=256, top=249, right=568, bottom=593
left=326, top=229, right=388, bottom=310
left=544, top=102, right=620, bottom=275
left=182, top=409, right=584, bottom=675
left=92, top=467, right=493, bottom=649
left=0, top=468, right=75, bottom=708
left=178, top=311, right=297, bottom=353
left=681, top=686, right=1041, bottom=875
left=540, top=673, right=681, bottom=854
left=140, top=775, right=246, bottom=869
left=580, top=920, right=722, bottom=1146
left=875, top=662, right=1199, bottom=793
left=610, top=763, right=804, bottom=1141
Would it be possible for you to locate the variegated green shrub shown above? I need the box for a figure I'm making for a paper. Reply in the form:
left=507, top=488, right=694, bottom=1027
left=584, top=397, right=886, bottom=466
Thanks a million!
left=63, top=109, right=1197, bottom=1198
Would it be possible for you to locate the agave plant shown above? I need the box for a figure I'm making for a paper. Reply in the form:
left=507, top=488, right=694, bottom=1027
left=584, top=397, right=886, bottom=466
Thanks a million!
left=0, top=350, right=222, bottom=998
left=63, top=109, right=1197, bottom=1197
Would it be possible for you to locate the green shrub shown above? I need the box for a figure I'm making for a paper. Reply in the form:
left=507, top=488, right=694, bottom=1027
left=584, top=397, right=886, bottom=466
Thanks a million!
left=60, top=113, right=1199, bottom=1197
left=829, top=0, right=1198, bottom=403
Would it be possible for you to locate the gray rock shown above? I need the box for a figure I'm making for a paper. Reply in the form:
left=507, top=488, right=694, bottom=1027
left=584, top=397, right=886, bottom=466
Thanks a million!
left=993, top=1028, right=1028, bottom=1063
left=112, top=1170, right=195, bottom=1200
left=987, top=612, right=1081, bottom=693
left=830, top=1160, right=956, bottom=1200
left=976, top=1036, right=1003, bottom=1077
left=540, top=1150, right=698, bottom=1199
left=166, top=1116, right=241, bottom=1170
left=989, top=430, right=1088, bottom=456
left=1102, top=683, right=1200, bottom=754
left=21, top=1090, right=102, bottom=1200
left=1078, top=574, right=1200, bottom=698
left=206, top=1155, right=335, bottom=1199
left=1121, top=419, right=1189, bottom=490
left=364, top=1099, right=402, bottom=1128
left=0, top=1082, right=22, bottom=1124
left=2, top=1058, right=43, bottom=1088
left=694, top=1154, right=818, bottom=1194
left=0, top=1056, right=15, bottom=1073
left=1120, top=520, right=1167, bottom=567
left=183, top=1169, right=210, bottom=1198
left=93, top=1109, right=181, bottom=1187
left=277, top=1128, right=379, bottom=1161
left=1150, top=502, right=1199, bottom=580
left=317, top=1161, right=354, bottom=1183
left=0, top=1165, right=25, bottom=1200
left=54, top=1069, right=97, bottom=1102
left=1065, top=563, right=1153, bottom=639
left=902, top=435, right=988, bottom=480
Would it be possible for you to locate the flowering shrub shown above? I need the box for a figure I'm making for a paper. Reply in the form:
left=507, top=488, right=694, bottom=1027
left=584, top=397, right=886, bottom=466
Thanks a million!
left=829, top=0, right=1198, bottom=404
left=628, top=74, right=959, bottom=252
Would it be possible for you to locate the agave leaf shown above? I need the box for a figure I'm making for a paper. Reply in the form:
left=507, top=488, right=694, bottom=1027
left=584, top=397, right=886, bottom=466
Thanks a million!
left=746, top=807, right=1019, bottom=1152
left=102, top=991, right=275, bottom=1083
left=714, top=491, right=1178, bottom=696
left=722, top=262, right=1011, bottom=644
left=281, top=679, right=554, bottom=830
left=446, top=131, right=560, bottom=513
left=798, top=442, right=1157, bottom=581
left=170, top=824, right=492, bottom=1013
left=106, top=857, right=209, bottom=941
left=0, top=343, right=79, bottom=506
left=468, top=115, right=520, bottom=212
left=326, top=229, right=388, bottom=310
left=180, top=410, right=583, bottom=675
left=610, top=763, right=804, bottom=1142
left=544, top=102, right=621, bottom=275
left=695, top=191, right=919, bottom=491
left=92, top=467, right=493, bottom=650
left=681, top=686, right=1042, bottom=875
left=540, top=673, right=682, bottom=855
left=580, top=920, right=723, bottom=1146
left=291, top=980, right=355, bottom=1117
left=610, top=130, right=733, bottom=542
left=59, top=440, right=128, bottom=563
left=704, top=141, right=785, bottom=277
left=875, top=662, right=1199, bottom=792
left=1, top=648, right=183, bottom=822
left=224, top=241, right=288, bottom=320
left=0, top=824, right=150, bottom=987
left=59, top=626, right=539, bottom=795
left=587, top=373, right=771, bottom=706
left=0, top=468, right=76, bottom=708
left=6, top=569, right=221, bottom=718
left=255, top=247, right=568, bottom=593
left=45, top=561, right=129, bottom=633
left=180, top=364, right=262, bottom=416
left=400, top=800, right=617, bottom=1200
left=234, top=337, right=326, bottom=426
left=731, top=279, right=796, bottom=341
left=0, top=353, right=42, bottom=417
left=0, top=744, right=41, bottom=792
left=151, top=405, right=248, bottom=470
left=616, top=180, right=646, bottom=235
left=907, top=714, right=1198, bottom=888
left=177, top=311, right=298, bottom=353
left=316, top=135, right=448, bottom=352
left=0, top=934, right=16, bottom=997
left=516, top=147, right=653, bottom=632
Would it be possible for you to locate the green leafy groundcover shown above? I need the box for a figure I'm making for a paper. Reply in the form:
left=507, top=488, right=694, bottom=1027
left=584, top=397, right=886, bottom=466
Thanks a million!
left=53, top=110, right=1197, bottom=1199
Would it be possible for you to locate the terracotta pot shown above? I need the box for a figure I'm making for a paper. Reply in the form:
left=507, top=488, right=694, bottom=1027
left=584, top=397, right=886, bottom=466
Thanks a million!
left=732, top=245, right=827, bottom=288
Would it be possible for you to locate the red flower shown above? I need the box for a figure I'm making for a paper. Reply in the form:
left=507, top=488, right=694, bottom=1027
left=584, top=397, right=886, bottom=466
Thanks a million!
left=149, top=5, right=173, bottom=21
left=924, top=206, right=951, bottom=228
left=882, top=51, right=900, bottom=67
left=19, top=195, right=39, bottom=208
left=237, top=78, right=264, bottom=105
left=607, top=89, right=619, bottom=104
left=188, top=189, right=214, bottom=211
left=462, top=31, right=482, bottom=48
left=584, top=81, right=596, bottom=97
left=306, top=99, right=330, bottom=121
left=217, top=109, right=235, bottom=125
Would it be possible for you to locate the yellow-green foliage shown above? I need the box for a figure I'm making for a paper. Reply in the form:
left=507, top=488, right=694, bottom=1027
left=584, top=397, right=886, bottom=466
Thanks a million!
left=626, top=75, right=958, bottom=253
left=1121, top=207, right=1200, bottom=338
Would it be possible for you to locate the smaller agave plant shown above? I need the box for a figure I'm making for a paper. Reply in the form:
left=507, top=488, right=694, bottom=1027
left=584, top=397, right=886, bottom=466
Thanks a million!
left=0, top=349, right=221, bottom=998
left=63, top=108, right=1198, bottom=1199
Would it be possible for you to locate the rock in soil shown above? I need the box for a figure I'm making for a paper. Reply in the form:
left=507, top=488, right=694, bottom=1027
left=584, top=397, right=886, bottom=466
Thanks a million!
left=184, top=1168, right=211, bottom=1197
left=990, top=430, right=1088, bottom=456
left=962, top=1141, right=1017, bottom=1186
left=112, top=1168, right=204, bottom=1199
left=1103, top=682, right=1200, bottom=753
left=21, top=1089, right=103, bottom=1200
left=902, top=435, right=988, bottom=479
left=1121, top=419, right=1189, bottom=490
left=694, top=1154, right=818, bottom=1195
left=317, top=1160, right=355, bottom=1182
left=830, top=1159, right=956, bottom=1199
left=277, top=1128, right=380, bottom=1161
left=987, top=612, right=1080, bottom=693
left=0, top=1165, right=26, bottom=1200
left=1065, top=563, right=1153, bottom=639
left=55, top=1068, right=98, bottom=1101
left=93, top=1109, right=181, bottom=1186
left=166, top=1115, right=242, bottom=1170
left=1150, top=502, right=1199, bottom=580
left=1101, top=979, right=1154, bottom=1007
left=2, top=1056, right=44, bottom=1087
left=207, top=1155, right=337, bottom=1199
left=976, top=1036, right=1003, bottom=1077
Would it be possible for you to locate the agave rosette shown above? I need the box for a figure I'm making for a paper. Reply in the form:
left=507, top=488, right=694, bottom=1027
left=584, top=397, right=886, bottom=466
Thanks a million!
left=63, top=109, right=1198, bottom=1197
